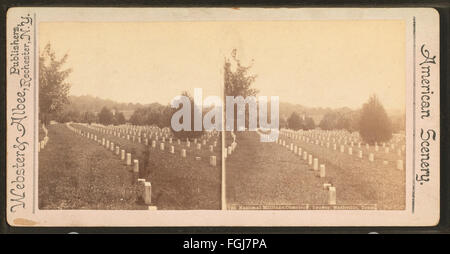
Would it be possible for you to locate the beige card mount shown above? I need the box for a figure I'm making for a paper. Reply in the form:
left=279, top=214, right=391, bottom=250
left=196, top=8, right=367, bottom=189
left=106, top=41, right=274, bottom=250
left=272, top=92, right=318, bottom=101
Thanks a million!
left=6, top=7, right=440, bottom=226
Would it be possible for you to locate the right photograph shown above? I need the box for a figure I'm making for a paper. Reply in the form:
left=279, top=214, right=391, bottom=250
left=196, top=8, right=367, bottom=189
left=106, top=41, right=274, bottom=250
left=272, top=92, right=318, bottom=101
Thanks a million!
left=224, top=20, right=406, bottom=210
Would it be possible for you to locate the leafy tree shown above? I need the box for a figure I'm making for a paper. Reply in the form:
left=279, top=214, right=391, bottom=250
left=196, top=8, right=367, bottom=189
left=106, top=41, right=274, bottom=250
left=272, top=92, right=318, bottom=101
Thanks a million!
left=319, top=111, right=360, bottom=132
left=39, top=43, right=72, bottom=125
left=81, top=111, right=97, bottom=124
left=115, top=111, right=126, bottom=125
left=148, top=106, right=164, bottom=126
left=158, top=106, right=173, bottom=129
left=98, top=106, right=114, bottom=125
left=170, top=91, right=204, bottom=140
left=129, top=107, right=147, bottom=126
left=129, top=104, right=173, bottom=127
left=336, top=116, right=351, bottom=131
left=224, top=49, right=259, bottom=131
left=359, top=95, right=393, bottom=144
left=347, top=110, right=361, bottom=133
left=279, top=117, right=288, bottom=129
left=55, top=109, right=81, bottom=123
left=303, top=116, right=315, bottom=130
left=224, top=49, right=258, bottom=98
left=319, top=112, right=339, bottom=130
left=287, top=112, right=303, bottom=130
left=391, top=114, right=405, bottom=133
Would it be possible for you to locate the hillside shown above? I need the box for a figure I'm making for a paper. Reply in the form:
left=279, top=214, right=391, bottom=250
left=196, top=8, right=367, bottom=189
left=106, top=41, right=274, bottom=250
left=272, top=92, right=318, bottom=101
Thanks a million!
left=279, top=102, right=404, bottom=125
left=61, top=95, right=166, bottom=119
left=279, top=102, right=353, bottom=125
left=63, top=95, right=404, bottom=124
left=65, top=95, right=146, bottom=113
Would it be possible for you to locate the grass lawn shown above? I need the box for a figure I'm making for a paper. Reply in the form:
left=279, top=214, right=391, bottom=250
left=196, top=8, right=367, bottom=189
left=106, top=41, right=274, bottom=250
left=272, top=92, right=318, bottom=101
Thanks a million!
left=68, top=123, right=222, bottom=210
left=280, top=132, right=405, bottom=209
left=39, top=124, right=144, bottom=210
left=226, top=131, right=405, bottom=210
left=226, top=132, right=328, bottom=207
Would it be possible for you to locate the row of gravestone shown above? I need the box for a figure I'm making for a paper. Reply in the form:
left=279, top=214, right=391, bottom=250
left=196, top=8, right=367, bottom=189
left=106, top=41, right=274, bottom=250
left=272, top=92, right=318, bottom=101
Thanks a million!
left=37, top=123, right=50, bottom=152
left=276, top=138, right=336, bottom=205
left=224, top=131, right=238, bottom=160
left=76, top=123, right=219, bottom=167
left=280, top=128, right=406, bottom=153
left=91, top=123, right=220, bottom=143
left=38, top=132, right=50, bottom=152
left=67, top=123, right=157, bottom=210
left=279, top=130, right=404, bottom=170
left=86, top=123, right=220, bottom=152
left=282, top=127, right=406, bottom=144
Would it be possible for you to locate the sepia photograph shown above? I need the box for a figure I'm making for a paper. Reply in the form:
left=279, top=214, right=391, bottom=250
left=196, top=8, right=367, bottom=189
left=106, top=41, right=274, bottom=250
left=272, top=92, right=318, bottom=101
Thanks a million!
left=37, top=22, right=225, bottom=210
left=223, top=21, right=406, bottom=210
left=6, top=7, right=439, bottom=227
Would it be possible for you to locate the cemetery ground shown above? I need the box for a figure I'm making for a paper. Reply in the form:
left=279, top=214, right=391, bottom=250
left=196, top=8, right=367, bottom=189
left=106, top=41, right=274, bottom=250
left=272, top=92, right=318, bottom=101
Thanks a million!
left=39, top=123, right=222, bottom=210
left=39, top=124, right=143, bottom=209
left=226, top=131, right=405, bottom=210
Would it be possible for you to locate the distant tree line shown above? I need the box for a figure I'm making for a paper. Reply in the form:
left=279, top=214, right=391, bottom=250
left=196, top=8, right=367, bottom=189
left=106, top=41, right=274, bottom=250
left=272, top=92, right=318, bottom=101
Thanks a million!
left=318, top=111, right=360, bottom=132
left=39, top=44, right=403, bottom=145
left=285, top=95, right=404, bottom=144
left=65, top=94, right=147, bottom=114
left=169, top=91, right=205, bottom=140
left=98, top=107, right=126, bottom=125
left=128, top=91, right=205, bottom=140
left=128, top=104, right=172, bottom=128
left=54, top=106, right=126, bottom=125
left=286, top=113, right=316, bottom=131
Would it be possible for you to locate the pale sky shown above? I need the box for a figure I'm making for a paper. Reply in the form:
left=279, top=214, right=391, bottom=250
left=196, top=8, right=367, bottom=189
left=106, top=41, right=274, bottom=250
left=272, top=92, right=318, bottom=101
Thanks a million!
left=40, top=20, right=405, bottom=110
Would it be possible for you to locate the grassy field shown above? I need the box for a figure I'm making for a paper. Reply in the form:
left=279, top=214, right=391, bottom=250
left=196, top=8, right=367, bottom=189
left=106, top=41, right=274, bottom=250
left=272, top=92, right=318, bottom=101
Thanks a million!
left=39, top=124, right=144, bottom=210
left=226, top=131, right=405, bottom=210
left=42, top=123, right=222, bottom=210
left=280, top=132, right=405, bottom=209
left=226, top=132, right=328, bottom=207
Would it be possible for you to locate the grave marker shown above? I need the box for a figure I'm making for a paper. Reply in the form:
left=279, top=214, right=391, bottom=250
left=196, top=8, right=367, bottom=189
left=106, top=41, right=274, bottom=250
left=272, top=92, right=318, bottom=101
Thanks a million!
left=328, top=187, right=336, bottom=205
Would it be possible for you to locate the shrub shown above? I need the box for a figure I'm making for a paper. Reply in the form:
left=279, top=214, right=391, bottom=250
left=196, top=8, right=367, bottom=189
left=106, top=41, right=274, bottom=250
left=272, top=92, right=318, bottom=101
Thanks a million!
left=359, top=95, right=392, bottom=144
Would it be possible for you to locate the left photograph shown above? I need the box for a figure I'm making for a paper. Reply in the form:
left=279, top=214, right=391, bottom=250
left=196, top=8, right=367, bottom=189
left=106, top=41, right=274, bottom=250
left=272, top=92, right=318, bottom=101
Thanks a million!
left=37, top=22, right=223, bottom=210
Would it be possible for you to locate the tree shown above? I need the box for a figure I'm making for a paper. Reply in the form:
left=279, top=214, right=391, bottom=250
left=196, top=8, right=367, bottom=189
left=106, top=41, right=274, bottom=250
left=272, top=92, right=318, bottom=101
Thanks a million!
left=98, top=106, right=114, bottom=125
left=39, top=43, right=72, bottom=125
left=115, top=111, right=126, bottom=125
left=359, top=95, right=393, bottom=144
left=224, top=49, right=258, bottom=98
left=158, top=106, right=173, bottom=129
left=81, top=111, right=97, bottom=124
left=224, top=49, right=259, bottom=131
left=55, top=109, right=80, bottom=123
left=336, top=116, right=351, bottom=131
left=279, top=117, right=288, bottom=129
left=170, top=91, right=204, bottom=140
left=319, top=112, right=339, bottom=130
left=347, top=110, right=361, bottom=133
left=303, top=116, right=315, bottom=130
left=391, top=114, right=405, bottom=134
left=129, top=107, right=147, bottom=126
left=319, top=111, right=360, bottom=132
left=287, top=112, right=302, bottom=130
left=128, top=104, right=172, bottom=127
